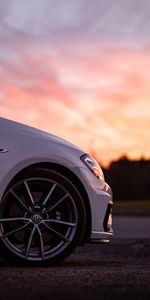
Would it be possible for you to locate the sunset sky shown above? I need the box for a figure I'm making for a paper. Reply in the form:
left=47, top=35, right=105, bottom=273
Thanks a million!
left=1, top=0, right=150, bottom=166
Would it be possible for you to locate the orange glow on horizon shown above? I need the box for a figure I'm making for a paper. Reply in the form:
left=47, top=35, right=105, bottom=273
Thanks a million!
left=1, top=45, right=150, bottom=167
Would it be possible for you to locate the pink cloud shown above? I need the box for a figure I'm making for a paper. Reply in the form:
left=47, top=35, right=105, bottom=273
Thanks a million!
left=1, top=40, right=150, bottom=166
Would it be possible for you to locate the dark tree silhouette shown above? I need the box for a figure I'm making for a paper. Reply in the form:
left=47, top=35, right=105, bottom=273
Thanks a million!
left=101, top=156, right=150, bottom=201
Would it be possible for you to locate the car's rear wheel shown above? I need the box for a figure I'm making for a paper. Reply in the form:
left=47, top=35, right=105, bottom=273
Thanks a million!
left=0, top=168, right=86, bottom=266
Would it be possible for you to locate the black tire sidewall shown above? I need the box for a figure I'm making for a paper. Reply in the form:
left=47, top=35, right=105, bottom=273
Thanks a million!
left=0, top=168, right=86, bottom=266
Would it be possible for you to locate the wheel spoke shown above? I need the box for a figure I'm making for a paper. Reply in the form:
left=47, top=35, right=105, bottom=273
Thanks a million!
left=25, top=225, right=36, bottom=258
left=37, top=226, right=44, bottom=259
left=24, top=181, right=35, bottom=206
left=43, top=221, right=70, bottom=243
left=44, top=219, right=76, bottom=227
left=0, top=217, right=29, bottom=222
left=10, top=189, right=31, bottom=213
left=1, top=174, right=79, bottom=262
left=1, top=221, right=31, bottom=238
left=42, top=182, right=57, bottom=207
left=45, top=193, right=70, bottom=213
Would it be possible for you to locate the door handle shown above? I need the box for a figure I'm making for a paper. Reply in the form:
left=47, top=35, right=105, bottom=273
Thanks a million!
left=0, top=149, right=8, bottom=153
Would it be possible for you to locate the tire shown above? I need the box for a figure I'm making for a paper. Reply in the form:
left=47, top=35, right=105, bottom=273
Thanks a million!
left=0, top=168, right=86, bottom=266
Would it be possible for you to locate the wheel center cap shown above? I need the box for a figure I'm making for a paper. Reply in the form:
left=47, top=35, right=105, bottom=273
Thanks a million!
left=31, top=214, right=42, bottom=224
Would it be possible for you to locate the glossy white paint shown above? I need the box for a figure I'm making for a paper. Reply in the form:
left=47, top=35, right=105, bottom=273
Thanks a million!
left=0, top=117, right=113, bottom=242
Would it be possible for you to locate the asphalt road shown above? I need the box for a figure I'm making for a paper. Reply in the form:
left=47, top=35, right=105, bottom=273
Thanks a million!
left=113, top=215, right=150, bottom=238
left=0, top=216, right=150, bottom=300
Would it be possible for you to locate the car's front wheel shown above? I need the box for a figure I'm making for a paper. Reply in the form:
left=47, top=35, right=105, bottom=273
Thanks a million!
left=0, top=168, right=86, bottom=266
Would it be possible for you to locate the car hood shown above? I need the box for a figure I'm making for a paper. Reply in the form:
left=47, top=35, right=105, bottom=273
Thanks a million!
left=0, top=117, right=83, bottom=152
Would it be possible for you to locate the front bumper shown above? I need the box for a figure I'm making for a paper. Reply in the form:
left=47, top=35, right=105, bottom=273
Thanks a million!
left=89, top=189, right=113, bottom=243
left=90, top=201, right=113, bottom=243
left=72, top=166, right=113, bottom=244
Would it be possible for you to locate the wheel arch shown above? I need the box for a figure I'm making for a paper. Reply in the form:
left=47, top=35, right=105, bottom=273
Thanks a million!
left=4, top=162, right=91, bottom=245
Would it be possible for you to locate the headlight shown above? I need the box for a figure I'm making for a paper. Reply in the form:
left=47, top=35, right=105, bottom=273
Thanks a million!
left=81, top=154, right=104, bottom=181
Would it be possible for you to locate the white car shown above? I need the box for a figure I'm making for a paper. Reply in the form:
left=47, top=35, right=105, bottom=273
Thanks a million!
left=0, top=117, right=113, bottom=266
